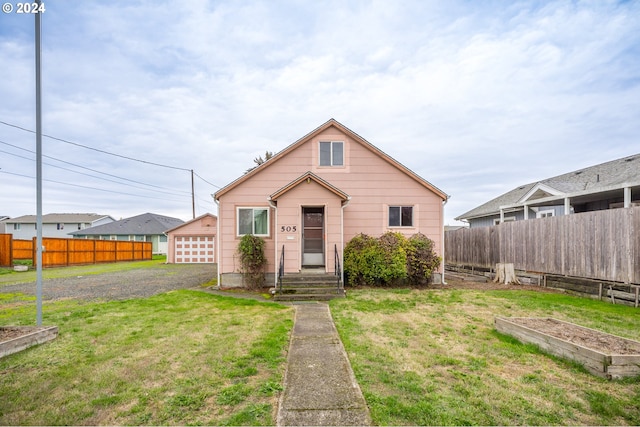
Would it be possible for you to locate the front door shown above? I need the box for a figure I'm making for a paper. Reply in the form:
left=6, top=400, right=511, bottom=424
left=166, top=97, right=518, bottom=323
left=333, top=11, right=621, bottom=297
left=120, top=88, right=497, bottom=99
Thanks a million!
left=302, top=207, right=324, bottom=266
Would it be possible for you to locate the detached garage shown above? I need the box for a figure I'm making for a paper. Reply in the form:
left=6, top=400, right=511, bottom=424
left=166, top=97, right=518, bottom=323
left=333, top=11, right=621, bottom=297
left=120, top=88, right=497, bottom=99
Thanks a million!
left=166, top=213, right=217, bottom=264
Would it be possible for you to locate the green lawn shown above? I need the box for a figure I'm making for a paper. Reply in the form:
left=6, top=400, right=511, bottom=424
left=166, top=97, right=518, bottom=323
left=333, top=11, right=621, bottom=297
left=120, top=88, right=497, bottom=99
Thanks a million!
left=0, top=290, right=293, bottom=425
left=3, top=271, right=640, bottom=425
left=330, top=288, right=640, bottom=426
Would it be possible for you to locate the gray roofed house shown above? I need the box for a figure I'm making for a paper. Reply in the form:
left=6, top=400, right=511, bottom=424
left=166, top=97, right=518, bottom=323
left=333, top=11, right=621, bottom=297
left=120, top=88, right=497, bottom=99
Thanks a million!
left=456, top=153, right=640, bottom=228
left=70, top=212, right=184, bottom=255
left=0, top=213, right=114, bottom=239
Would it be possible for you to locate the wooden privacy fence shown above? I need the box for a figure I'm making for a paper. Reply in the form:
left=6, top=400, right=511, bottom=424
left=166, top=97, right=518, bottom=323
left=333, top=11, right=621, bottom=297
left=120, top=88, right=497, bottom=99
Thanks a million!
left=0, top=236, right=152, bottom=268
left=12, top=239, right=33, bottom=260
left=446, top=207, right=640, bottom=284
left=0, top=234, right=11, bottom=267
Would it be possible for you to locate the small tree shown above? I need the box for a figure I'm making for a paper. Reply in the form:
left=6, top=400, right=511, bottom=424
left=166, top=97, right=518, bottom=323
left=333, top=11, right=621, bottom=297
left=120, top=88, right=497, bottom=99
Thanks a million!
left=245, top=151, right=275, bottom=173
left=237, top=234, right=267, bottom=289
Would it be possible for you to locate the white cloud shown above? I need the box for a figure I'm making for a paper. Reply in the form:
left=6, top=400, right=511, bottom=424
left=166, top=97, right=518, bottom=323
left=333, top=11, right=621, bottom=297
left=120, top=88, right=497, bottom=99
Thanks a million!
left=0, top=0, right=639, bottom=224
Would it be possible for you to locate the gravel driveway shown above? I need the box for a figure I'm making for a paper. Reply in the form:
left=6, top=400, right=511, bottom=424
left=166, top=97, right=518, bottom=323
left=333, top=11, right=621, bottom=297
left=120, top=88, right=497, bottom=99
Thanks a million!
left=0, top=264, right=217, bottom=301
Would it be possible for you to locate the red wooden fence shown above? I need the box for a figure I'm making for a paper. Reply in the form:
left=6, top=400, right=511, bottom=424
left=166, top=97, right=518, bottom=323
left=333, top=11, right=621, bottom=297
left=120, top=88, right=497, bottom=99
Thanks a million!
left=0, top=236, right=152, bottom=268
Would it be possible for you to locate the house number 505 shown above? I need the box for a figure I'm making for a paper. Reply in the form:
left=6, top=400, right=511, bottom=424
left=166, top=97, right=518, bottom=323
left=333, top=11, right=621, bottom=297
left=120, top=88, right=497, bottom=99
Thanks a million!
left=281, top=225, right=297, bottom=232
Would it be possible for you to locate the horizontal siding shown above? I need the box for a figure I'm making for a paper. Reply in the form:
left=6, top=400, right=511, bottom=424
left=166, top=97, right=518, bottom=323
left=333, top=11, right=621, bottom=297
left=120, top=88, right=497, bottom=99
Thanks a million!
left=218, top=126, right=445, bottom=276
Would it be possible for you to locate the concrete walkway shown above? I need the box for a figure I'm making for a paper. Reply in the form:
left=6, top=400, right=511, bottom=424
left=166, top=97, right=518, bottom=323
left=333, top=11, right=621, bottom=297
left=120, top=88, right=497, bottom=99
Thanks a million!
left=276, top=303, right=371, bottom=426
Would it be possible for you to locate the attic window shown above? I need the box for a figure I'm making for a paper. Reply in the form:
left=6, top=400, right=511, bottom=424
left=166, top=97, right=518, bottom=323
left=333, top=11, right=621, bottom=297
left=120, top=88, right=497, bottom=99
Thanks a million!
left=319, top=141, right=344, bottom=166
left=625, top=157, right=635, bottom=162
left=575, top=171, right=583, bottom=175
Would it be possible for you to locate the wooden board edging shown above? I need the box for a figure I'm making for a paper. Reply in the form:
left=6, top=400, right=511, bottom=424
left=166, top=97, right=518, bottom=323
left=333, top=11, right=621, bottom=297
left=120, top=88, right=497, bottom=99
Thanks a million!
left=495, top=317, right=640, bottom=379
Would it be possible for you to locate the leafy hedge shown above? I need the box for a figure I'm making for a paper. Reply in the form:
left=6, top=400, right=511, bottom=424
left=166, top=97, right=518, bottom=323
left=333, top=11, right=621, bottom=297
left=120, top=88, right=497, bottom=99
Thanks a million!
left=344, top=232, right=441, bottom=287
left=237, top=234, right=267, bottom=289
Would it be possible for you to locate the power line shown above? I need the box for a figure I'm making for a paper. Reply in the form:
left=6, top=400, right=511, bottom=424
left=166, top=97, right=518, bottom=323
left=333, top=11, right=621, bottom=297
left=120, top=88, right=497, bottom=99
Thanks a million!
left=0, top=169, right=191, bottom=202
left=0, top=139, right=191, bottom=194
left=0, top=148, right=191, bottom=198
left=0, top=119, right=223, bottom=212
left=0, top=119, right=192, bottom=171
left=193, top=170, right=221, bottom=189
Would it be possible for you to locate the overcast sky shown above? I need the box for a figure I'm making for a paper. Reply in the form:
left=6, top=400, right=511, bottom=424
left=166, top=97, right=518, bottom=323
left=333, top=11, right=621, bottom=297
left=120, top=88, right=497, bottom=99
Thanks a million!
left=1, top=0, right=639, bottom=225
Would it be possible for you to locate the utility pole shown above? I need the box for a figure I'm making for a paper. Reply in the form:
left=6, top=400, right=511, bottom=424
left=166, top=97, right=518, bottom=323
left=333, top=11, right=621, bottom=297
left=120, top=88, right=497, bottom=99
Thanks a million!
left=35, top=0, right=43, bottom=325
left=191, top=169, right=195, bottom=219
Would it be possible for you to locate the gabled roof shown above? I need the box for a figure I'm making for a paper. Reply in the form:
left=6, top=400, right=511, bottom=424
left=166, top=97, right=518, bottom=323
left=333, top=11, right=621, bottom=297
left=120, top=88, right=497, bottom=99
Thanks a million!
left=456, top=153, right=640, bottom=221
left=517, top=182, right=564, bottom=203
left=69, top=213, right=184, bottom=235
left=2, top=213, right=113, bottom=224
left=269, top=171, right=350, bottom=202
left=164, top=213, right=217, bottom=234
left=214, top=118, right=447, bottom=201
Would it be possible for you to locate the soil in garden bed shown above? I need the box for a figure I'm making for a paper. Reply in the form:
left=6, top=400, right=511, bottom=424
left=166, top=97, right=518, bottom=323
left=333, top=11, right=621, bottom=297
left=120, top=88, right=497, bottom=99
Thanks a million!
left=508, top=318, right=640, bottom=355
left=0, top=327, right=49, bottom=343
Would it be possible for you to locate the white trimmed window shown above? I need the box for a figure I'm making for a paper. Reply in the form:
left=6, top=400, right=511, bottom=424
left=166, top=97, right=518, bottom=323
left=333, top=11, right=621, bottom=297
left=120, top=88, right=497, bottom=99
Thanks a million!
left=389, top=206, right=413, bottom=227
left=537, top=209, right=555, bottom=219
left=493, top=216, right=516, bottom=225
left=237, top=207, right=270, bottom=236
left=319, top=141, right=344, bottom=166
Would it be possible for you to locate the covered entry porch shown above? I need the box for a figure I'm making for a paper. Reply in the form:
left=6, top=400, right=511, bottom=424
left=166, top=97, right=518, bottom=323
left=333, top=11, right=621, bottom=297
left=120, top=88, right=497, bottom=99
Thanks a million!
left=268, top=172, right=350, bottom=299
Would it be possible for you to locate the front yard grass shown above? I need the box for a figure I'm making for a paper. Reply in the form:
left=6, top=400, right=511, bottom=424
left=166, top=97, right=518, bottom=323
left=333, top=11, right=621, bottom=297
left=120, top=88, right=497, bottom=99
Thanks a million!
left=330, top=288, right=640, bottom=426
left=0, top=290, right=293, bottom=425
left=3, top=279, right=640, bottom=426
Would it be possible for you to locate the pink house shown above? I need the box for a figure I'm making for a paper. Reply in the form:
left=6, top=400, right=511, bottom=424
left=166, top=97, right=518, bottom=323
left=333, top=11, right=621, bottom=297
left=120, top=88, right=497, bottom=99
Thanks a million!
left=213, top=119, right=448, bottom=287
left=165, top=213, right=217, bottom=263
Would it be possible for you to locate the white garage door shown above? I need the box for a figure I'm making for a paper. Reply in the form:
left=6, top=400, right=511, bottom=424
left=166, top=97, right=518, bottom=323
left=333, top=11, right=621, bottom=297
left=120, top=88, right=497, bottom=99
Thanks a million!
left=174, top=236, right=215, bottom=263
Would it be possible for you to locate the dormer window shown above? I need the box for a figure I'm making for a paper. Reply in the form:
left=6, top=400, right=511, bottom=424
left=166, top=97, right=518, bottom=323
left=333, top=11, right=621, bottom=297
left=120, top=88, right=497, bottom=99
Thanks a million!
left=319, top=141, right=343, bottom=166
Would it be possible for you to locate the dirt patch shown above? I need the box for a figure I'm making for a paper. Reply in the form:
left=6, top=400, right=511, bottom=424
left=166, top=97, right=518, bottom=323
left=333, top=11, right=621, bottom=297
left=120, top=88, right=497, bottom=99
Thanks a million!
left=433, top=276, right=560, bottom=293
left=0, top=327, right=48, bottom=343
left=0, top=263, right=217, bottom=302
left=507, top=318, right=640, bottom=355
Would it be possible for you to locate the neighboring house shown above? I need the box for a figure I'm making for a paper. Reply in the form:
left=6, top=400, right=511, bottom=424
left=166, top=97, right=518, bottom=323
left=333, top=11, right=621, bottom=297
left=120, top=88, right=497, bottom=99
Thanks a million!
left=0, top=213, right=114, bottom=239
left=456, top=153, right=640, bottom=228
left=70, top=212, right=184, bottom=255
left=166, top=213, right=217, bottom=264
left=213, top=118, right=448, bottom=287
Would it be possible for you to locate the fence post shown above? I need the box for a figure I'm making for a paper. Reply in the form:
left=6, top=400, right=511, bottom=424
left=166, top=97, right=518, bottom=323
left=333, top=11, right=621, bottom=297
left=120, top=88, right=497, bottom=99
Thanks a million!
left=32, top=236, right=37, bottom=267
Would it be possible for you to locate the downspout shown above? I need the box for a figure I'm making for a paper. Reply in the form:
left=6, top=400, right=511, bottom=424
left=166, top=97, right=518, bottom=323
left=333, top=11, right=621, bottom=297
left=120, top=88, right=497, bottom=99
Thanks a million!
left=341, top=196, right=351, bottom=286
left=442, top=196, right=449, bottom=285
left=213, top=195, right=221, bottom=289
left=268, top=197, right=278, bottom=286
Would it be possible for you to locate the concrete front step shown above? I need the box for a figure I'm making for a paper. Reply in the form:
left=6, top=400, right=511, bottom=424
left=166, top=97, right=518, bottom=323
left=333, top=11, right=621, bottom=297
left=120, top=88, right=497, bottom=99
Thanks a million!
left=277, top=283, right=338, bottom=294
left=273, top=272, right=345, bottom=301
left=273, top=290, right=346, bottom=301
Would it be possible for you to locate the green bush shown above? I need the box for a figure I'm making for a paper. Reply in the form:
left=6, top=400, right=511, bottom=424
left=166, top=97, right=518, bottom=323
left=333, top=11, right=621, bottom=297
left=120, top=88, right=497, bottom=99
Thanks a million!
left=344, top=232, right=440, bottom=287
left=405, top=233, right=441, bottom=285
left=344, top=234, right=378, bottom=287
left=237, top=234, right=267, bottom=289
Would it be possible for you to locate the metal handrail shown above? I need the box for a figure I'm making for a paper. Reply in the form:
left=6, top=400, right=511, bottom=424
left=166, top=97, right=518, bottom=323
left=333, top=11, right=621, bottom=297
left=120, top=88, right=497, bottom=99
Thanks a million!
left=278, top=245, right=284, bottom=293
left=334, top=244, right=342, bottom=293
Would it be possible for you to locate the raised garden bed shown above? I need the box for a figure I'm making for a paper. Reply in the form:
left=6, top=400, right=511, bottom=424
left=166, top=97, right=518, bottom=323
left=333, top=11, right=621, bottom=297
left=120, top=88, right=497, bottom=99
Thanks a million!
left=495, top=317, right=640, bottom=379
left=0, top=326, right=58, bottom=359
